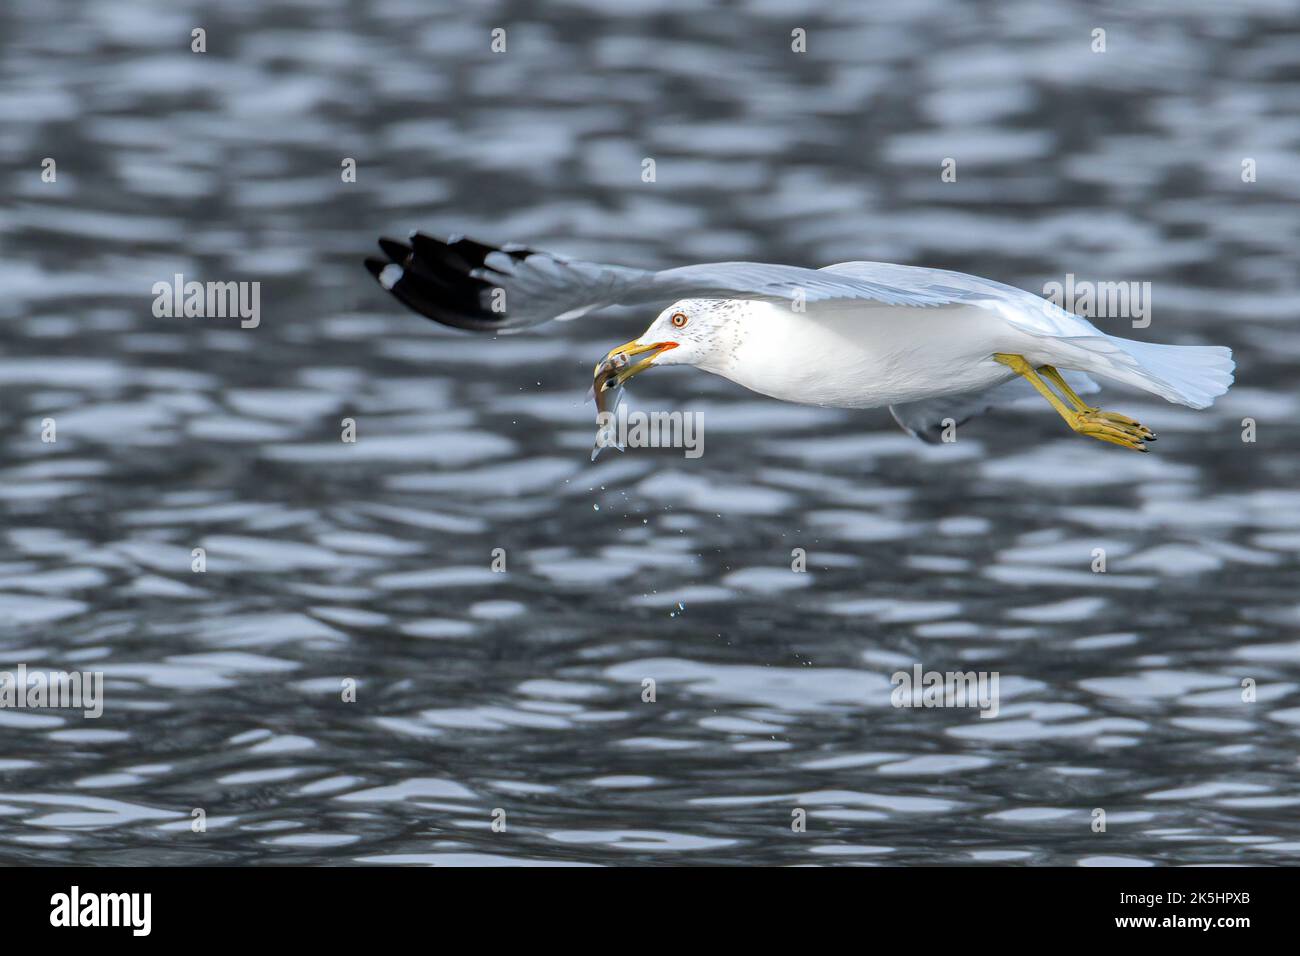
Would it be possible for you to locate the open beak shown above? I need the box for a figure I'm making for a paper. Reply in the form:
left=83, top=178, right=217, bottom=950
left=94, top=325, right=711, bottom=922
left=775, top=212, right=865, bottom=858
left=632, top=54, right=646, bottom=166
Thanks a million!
left=593, top=339, right=678, bottom=392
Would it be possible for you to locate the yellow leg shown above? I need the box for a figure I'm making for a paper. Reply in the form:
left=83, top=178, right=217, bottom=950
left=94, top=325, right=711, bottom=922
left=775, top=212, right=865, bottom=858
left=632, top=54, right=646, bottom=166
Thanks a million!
left=994, top=354, right=1155, bottom=452
left=1041, top=365, right=1156, bottom=440
left=1040, top=366, right=1091, bottom=411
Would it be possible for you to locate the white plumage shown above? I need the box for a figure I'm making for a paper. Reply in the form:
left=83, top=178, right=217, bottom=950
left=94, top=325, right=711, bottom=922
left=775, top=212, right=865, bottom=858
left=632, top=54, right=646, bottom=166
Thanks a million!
left=367, top=234, right=1235, bottom=449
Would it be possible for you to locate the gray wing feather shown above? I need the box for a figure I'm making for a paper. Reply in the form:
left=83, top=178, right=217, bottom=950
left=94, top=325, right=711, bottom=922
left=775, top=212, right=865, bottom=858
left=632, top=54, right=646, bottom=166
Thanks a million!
left=366, top=235, right=968, bottom=334
left=648, top=263, right=957, bottom=310
left=820, top=261, right=1097, bottom=337
left=473, top=258, right=958, bottom=331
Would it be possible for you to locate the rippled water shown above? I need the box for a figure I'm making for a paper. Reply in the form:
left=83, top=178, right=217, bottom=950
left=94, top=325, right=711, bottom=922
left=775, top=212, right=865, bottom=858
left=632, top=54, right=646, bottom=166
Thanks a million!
left=1, top=0, right=1299, bottom=865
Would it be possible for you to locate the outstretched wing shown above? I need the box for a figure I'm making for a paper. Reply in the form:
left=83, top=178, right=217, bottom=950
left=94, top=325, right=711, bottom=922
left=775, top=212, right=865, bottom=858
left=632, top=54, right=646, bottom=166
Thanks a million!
left=819, top=261, right=1104, bottom=339
left=364, top=233, right=961, bottom=334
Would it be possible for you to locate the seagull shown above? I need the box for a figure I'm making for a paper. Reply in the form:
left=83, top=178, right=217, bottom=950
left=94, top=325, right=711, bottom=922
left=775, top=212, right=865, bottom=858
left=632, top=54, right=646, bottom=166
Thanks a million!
left=365, top=234, right=1234, bottom=452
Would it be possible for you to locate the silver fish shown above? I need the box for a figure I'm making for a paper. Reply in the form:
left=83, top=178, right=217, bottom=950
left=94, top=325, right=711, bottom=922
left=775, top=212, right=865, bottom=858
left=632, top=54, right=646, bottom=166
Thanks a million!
left=588, top=339, right=677, bottom=461
left=590, top=352, right=629, bottom=460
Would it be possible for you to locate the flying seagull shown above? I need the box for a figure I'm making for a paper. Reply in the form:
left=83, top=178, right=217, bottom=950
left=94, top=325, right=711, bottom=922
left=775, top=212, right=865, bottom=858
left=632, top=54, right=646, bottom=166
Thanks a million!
left=365, top=234, right=1234, bottom=451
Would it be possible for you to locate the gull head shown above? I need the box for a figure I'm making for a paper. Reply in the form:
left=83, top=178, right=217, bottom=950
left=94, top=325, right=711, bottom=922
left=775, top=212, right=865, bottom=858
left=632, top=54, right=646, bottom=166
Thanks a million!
left=593, top=299, right=735, bottom=393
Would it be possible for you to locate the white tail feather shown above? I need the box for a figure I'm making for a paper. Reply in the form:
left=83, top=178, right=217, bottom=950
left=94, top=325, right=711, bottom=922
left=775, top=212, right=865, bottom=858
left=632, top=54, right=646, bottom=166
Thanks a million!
left=1062, top=336, right=1235, bottom=409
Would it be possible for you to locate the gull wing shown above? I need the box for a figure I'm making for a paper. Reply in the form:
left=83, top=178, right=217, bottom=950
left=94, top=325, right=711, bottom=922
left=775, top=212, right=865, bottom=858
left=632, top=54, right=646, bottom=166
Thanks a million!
left=364, top=234, right=962, bottom=334
left=818, top=261, right=1104, bottom=339
left=367, top=235, right=1233, bottom=412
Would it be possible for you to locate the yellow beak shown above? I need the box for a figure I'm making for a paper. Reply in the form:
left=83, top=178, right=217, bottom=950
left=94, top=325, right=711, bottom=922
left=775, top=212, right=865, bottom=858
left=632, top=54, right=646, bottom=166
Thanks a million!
left=593, top=339, right=678, bottom=391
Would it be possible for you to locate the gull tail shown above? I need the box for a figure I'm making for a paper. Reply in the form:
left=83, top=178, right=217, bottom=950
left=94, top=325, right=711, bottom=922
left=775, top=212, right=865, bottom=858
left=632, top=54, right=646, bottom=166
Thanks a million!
left=1061, top=336, right=1236, bottom=409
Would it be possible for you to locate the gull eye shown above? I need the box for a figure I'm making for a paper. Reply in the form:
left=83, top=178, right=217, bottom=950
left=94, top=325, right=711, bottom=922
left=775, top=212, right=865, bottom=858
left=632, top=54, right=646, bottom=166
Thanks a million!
left=671, top=312, right=688, bottom=329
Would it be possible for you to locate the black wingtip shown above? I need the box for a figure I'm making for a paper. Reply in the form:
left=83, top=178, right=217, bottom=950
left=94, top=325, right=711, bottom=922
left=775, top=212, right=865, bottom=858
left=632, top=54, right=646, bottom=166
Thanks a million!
left=377, top=237, right=412, bottom=263
left=365, top=231, right=512, bottom=333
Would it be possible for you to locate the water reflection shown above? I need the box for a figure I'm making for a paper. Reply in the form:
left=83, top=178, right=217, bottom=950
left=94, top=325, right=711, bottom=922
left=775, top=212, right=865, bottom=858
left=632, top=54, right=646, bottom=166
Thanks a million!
left=0, top=0, right=1296, bottom=865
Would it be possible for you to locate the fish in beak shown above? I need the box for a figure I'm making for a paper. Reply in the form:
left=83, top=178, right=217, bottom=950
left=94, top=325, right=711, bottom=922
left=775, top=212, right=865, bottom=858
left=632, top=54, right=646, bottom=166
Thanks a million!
left=591, top=339, right=677, bottom=416
left=589, top=339, right=677, bottom=460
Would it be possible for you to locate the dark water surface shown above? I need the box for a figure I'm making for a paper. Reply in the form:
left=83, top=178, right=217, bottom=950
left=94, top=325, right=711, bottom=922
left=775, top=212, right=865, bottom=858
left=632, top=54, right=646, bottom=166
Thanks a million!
left=1, top=0, right=1299, bottom=865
